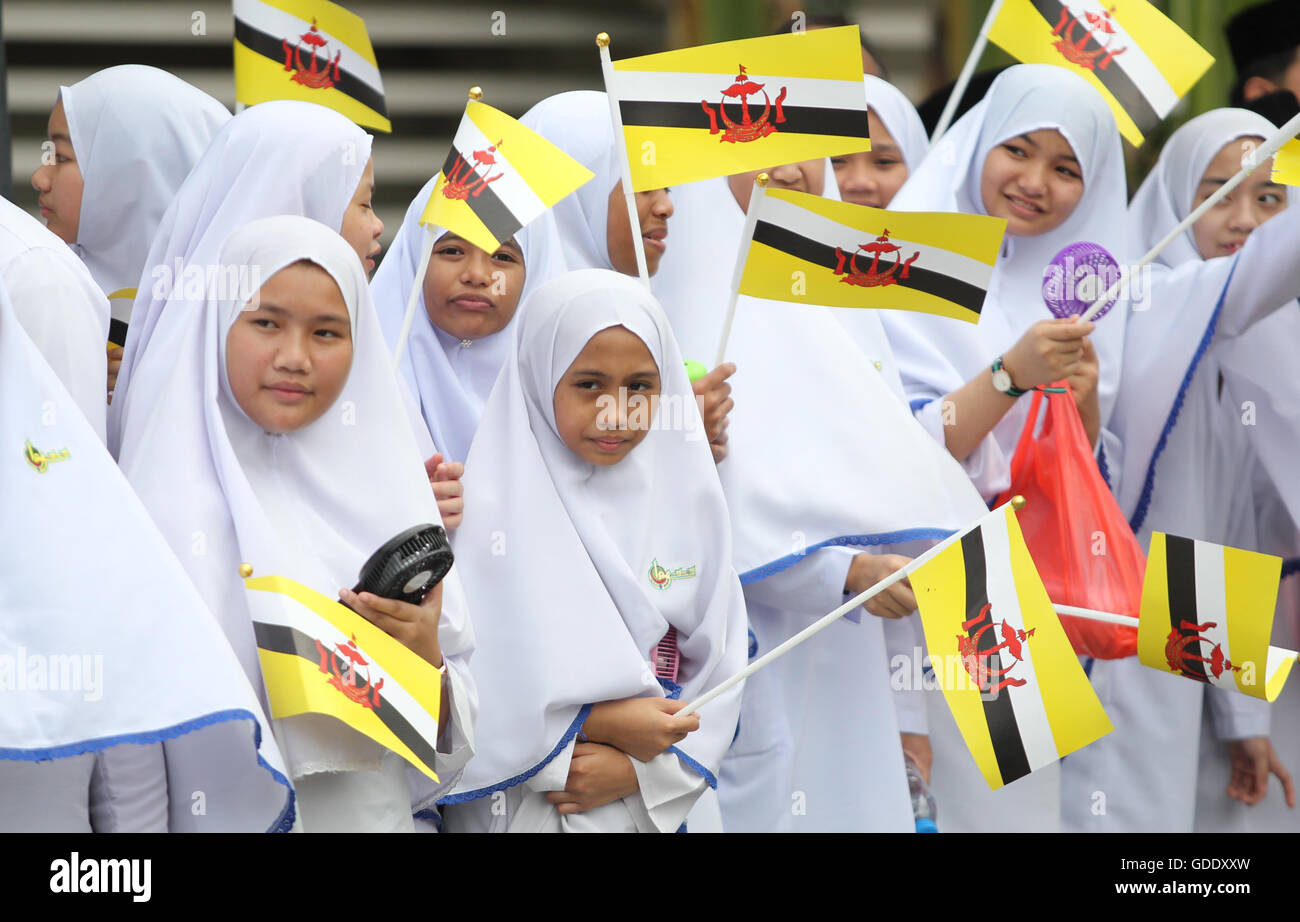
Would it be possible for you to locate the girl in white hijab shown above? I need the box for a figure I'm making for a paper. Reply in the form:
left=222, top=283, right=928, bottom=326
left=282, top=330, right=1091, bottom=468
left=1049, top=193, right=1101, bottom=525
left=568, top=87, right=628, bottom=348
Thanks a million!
left=108, top=100, right=389, bottom=457
left=878, top=65, right=1130, bottom=501
left=115, top=215, right=475, bottom=832
left=0, top=271, right=291, bottom=832
left=833, top=75, right=930, bottom=210
left=1065, top=109, right=1300, bottom=833
left=651, top=149, right=987, bottom=831
left=440, top=268, right=746, bottom=832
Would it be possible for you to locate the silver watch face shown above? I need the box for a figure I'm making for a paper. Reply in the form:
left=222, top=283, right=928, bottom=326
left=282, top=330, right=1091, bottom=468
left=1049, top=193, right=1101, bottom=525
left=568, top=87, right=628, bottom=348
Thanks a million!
left=992, top=368, right=1012, bottom=393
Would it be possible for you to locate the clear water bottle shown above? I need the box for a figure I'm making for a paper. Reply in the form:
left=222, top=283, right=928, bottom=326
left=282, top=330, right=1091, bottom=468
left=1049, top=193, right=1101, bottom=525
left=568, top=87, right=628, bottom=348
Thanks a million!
left=905, top=755, right=938, bottom=833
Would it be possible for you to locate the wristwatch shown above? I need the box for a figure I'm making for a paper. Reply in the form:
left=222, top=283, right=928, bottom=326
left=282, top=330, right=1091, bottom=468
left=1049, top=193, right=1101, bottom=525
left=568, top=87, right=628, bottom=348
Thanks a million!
left=991, top=356, right=1027, bottom=397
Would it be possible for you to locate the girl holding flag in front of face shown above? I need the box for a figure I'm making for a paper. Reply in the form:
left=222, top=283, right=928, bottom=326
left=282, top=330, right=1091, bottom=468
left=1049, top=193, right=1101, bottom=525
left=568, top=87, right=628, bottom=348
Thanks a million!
left=1068, top=108, right=1300, bottom=834
left=439, top=268, right=746, bottom=833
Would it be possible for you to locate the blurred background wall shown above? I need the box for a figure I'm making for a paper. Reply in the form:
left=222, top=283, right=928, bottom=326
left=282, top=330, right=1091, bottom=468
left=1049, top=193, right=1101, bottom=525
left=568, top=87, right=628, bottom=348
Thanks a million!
left=0, top=0, right=1274, bottom=248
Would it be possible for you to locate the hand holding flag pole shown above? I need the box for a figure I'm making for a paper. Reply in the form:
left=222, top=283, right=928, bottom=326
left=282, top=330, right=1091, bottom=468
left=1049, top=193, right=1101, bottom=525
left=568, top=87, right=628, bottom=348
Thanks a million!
left=713, top=173, right=769, bottom=367
left=929, top=0, right=1006, bottom=142
left=1079, top=109, right=1300, bottom=322
left=597, top=32, right=653, bottom=290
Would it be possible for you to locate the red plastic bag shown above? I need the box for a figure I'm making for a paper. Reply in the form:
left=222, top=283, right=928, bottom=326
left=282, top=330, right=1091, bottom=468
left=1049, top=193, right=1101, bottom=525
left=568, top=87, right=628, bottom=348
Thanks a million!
left=994, top=383, right=1142, bottom=659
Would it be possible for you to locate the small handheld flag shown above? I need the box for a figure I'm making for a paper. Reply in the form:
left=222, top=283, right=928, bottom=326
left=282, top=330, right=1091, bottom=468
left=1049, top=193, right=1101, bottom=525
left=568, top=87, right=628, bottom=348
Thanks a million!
left=234, top=0, right=391, bottom=132
left=421, top=95, right=595, bottom=257
left=737, top=187, right=1006, bottom=324
left=243, top=572, right=444, bottom=781
left=986, top=0, right=1214, bottom=146
left=910, top=503, right=1113, bottom=790
left=1138, top=533, right=1297, bottom=702
left=602, top=25, right=871, bottom=191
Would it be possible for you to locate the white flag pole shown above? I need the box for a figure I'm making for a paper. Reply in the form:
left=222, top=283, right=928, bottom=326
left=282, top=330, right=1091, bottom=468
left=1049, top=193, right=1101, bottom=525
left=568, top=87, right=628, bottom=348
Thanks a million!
left=1053, top=603, right=1139, bottom=629
left=713, top=173, right=769, bottom=368
left=929, top=0, right=1006, bottom=143
left=597, top=32, right=652, bottom=290
left=392, top=224, right=437, bottom=371
left=677, top=496, right=1025, bottom=717
left=1079, top=109, right=1300, bottom=322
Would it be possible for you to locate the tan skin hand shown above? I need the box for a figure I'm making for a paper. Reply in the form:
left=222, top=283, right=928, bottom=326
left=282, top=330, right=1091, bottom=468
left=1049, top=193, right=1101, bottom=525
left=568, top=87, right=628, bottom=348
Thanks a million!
left=582, top=697, right=700, bottom=763
left=106, top=344, right=123, bottom=404
left=1225, top=737, right=1296, bottom=808
left=692, top=362, right=736, bottom=463
left=547, top=742, right=640, bottom=815
left=424, top=452, right=465, bottom=530
left=844, top=553, right=917, bottom=619
left=901, top=733, right=933, bottom=785
left=1066, top=336, right=1101, bottom=447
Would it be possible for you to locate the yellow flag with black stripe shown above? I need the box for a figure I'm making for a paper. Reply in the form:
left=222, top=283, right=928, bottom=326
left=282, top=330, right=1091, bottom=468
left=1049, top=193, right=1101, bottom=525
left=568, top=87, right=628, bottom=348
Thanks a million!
left=910, top=504, right=1113, bottom=791
left=738, top=187, right=1006, bottom=324
left=421, top=99, right=595, bottom=257
left=234, top=0, right=390, bottom=133
left=603, top=26, right=870, bottom=191
left=987, top=0, right=1213, bottom=146
left=243, top=574, right=442, bottom=781
left=1138, top=533, right=1297, bottom=702
left=1272, top=138, right=1300, bottom=187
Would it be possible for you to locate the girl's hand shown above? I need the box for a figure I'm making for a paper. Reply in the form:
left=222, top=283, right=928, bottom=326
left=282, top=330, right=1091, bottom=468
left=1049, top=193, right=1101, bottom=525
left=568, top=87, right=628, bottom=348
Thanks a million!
left=424, top=453, right=465, bottom=530
left=546, top=742, right=639, bottom=815
left=844, top=553, right=917, bottom=619
left=692, top=362, right=736, bottom=464
left=1002, top=317, right=1095, bottom=390
left=583, top=697, right=700, bottom=762
left=107, top=344, right=123, bottom=403
left=339, top=581, right=443, bottom=668
left=1067, top=337, right=1101, bottom=447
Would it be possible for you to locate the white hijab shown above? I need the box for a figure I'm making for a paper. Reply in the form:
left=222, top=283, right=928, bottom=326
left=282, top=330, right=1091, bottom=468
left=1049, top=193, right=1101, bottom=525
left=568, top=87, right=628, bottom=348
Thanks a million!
left=879, top=64, right=1134, bottom=480
left=371, top=177, right=562, bottom=464
left=652, top=168, right=987, bottom=580
left=115, top=215, right=474, bottom=782
left=862, top=75, right=929, bottom=174
left=445, top=268, right=746, bottom=799
left=1120, top=108, right=1300, bottom=538
left=59, top=65, right=231, bottom=297
left=0, top=271, right=292, bottom=831
left=109, top=100, right=372, bottom=456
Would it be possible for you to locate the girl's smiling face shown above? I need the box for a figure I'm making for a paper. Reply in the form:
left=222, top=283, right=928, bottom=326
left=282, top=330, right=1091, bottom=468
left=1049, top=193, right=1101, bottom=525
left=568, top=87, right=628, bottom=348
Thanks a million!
left=1190, top=136, right=1287, bottom=260
left=225, top=261, right=354, bottom=433
left=832, top=110, right=909, bottom=208
left=553, top=325, right=661, bottom=466
left=979, top=128, right=1085, bottom=237
left=606, top=183, right=674, bottom=276
left=422, top=232, right=525, bottom=340
left=31, top=99, right=83, bottom=244
left=340, top=156, right=383, bottom=277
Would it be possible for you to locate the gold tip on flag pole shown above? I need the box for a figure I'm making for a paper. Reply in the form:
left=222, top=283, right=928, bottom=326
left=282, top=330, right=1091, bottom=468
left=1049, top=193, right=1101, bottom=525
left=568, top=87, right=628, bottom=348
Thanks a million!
left=596, top=32, right=610, bottom=47
left=756, top=172, right=770, bottom=187
left=1011, top=495, right=1026, bottom=511
left=468, top=86, right=483, bottom=101
left=238, top=563, right=254, bottom=578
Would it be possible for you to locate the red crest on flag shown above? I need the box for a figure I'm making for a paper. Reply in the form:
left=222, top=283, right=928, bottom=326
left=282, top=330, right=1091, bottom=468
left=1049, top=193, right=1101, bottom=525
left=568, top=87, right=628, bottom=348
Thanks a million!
left=833, top=229, right=920, bottom=288
left=956, top=603, right=1037, bottom=694
left=442, top=140, right=506, bottom=201
left=701, top=64, right=788, bottom=143
left=1051, top=5, right=1127, bottom=71
left=1164, top=620, right=1242, bottom=681
left=315, top=633, right=384, bottom=709
left=281, top=18, right=342, bottom=90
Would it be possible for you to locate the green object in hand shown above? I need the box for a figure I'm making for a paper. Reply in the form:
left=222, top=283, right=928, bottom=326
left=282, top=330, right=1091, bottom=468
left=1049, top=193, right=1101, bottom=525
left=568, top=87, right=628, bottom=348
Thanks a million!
left=684, top=359, right=709, bottom=383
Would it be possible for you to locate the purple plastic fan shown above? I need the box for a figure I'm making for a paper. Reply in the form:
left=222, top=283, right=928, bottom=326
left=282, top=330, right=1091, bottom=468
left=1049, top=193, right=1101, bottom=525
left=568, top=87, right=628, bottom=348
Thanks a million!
left=1042, top=241, right=1120, bottom=320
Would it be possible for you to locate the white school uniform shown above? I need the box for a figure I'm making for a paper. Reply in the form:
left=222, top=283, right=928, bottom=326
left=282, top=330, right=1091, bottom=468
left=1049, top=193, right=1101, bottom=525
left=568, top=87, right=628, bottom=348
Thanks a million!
left=114, top=215, right=476, bottom=832
left=440, top=269, right=747, bottom=833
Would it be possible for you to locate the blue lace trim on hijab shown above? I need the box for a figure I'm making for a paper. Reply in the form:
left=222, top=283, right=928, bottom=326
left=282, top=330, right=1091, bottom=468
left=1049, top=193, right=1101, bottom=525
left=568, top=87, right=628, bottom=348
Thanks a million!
left=0, top=707, right=295, bottom=833
left=437, top=704, right=592, bottom=805
left=739, top=529, right=955, bottom=585
left=1129, top=261, right=1239, bottom=536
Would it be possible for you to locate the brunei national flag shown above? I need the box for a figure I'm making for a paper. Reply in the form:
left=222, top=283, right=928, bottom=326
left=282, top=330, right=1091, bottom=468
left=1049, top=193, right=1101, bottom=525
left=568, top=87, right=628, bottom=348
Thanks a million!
left=234, top=0, right=391, bottom=133
left=420, top=99, right=595, bottom=257
left=243, top=573, right=443, bottom=781
left=1272, top=138, right=1300, bottom=188
left=910, top=504, right=1113, bottom=791
left=603, top=26, right=870, bottom=191
left=737, top=187, right=1005, bottom=324
left=987, top=0, right=1213, bottom=146
left=1138, top=533, right=1297, bottom=702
